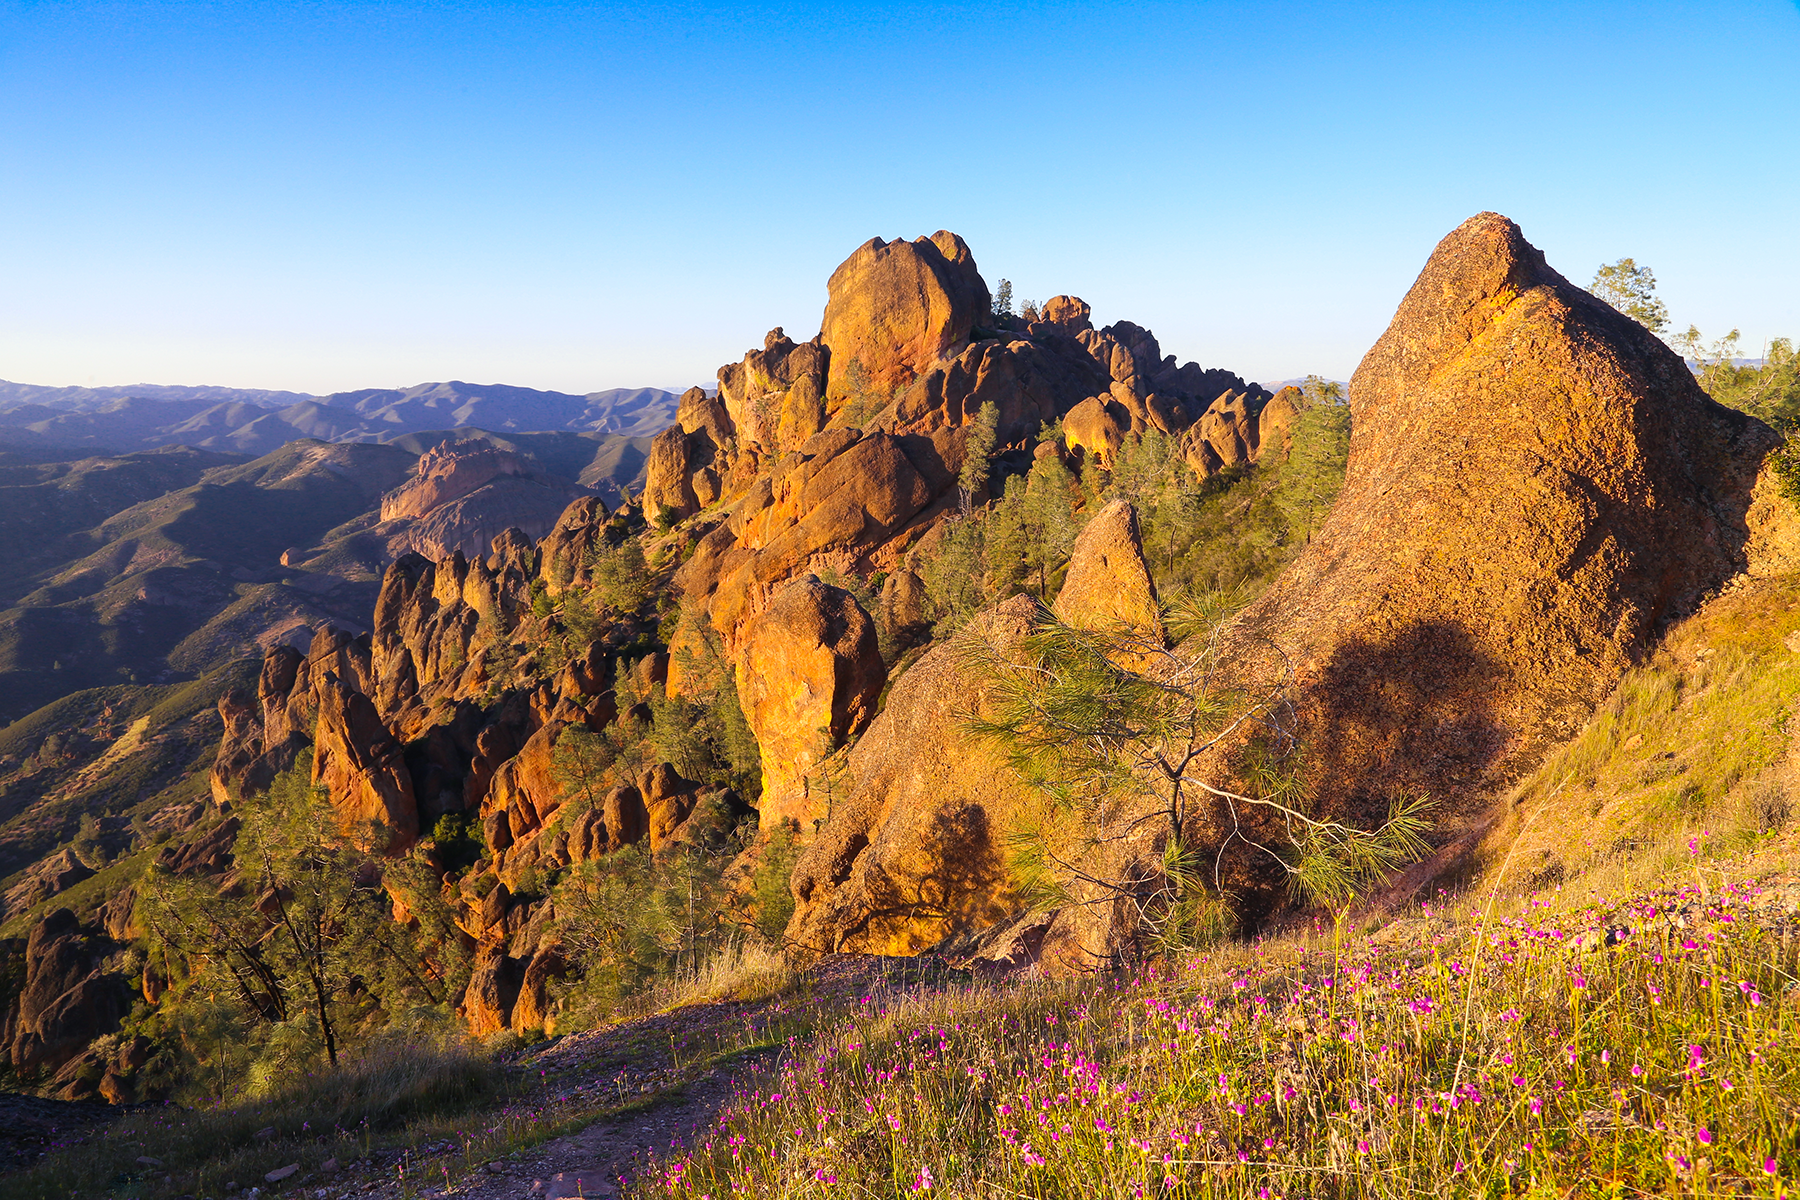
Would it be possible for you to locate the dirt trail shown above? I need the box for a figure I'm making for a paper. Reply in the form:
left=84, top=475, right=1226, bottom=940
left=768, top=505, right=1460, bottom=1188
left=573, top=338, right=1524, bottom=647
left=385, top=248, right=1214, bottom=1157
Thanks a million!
left=352, top=955, right=961, bottom=1200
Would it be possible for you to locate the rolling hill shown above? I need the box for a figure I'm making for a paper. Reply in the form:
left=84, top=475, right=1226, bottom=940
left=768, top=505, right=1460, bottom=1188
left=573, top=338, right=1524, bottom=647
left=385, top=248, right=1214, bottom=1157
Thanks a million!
left=0, top=380, right=682, bottom=456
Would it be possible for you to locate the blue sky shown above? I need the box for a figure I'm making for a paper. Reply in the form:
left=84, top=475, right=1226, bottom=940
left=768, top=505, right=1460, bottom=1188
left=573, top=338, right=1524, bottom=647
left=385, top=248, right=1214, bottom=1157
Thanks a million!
left=2, top=0, right=1797, bottom=395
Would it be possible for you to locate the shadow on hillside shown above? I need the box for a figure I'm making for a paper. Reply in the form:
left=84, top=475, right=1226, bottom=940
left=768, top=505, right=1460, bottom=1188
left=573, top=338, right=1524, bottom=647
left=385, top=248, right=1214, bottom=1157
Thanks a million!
left=1217, top=619, right=1513, bottom=931
left=1309, top=618, right=1511, bottom=823
left=826, top=804, right=1010, bottom=954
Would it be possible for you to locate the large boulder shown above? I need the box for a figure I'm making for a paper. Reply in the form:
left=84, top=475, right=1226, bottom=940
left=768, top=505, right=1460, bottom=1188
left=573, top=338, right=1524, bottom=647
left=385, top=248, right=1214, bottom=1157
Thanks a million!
left=821, top=232, right=990, bottom=401
left=1052, top=499, right=1161, bottom=643
left=7, top=910, right=128, bottom=1077
left=1238, top=212, right=1781, bottom=818
left=783, top=592, right=1144, bottom=972
left=785, top=597, right=1038, bottom=959
left=735, top=577, right=885, bottom=831
left=459, top=948, right=524, bottom=1037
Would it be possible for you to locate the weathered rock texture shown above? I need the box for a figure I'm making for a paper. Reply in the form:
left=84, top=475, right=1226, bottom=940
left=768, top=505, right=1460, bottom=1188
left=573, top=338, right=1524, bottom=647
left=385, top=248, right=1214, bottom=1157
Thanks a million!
left=735, top=577, right=885, bottom=830
left=785, top=597, right=1038, bottom=959
left=822, top=233, right=990, bottom=401
left=785, top=583, right=1163, bottom=975
left=1239, top=212, right=1781, bottom=821
left=1053, top=498, right=1161, bottom=642
left=207, top=513, right=723, bottom=1034
left=792, top=212, right=1793, bottom=969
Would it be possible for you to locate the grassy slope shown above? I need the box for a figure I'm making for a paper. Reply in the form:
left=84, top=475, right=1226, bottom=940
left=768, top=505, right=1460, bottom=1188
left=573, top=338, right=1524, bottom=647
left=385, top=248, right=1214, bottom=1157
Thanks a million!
left=0, top=448, right=245, bottom=601
left=7, top=833, right=1796, bottom=1199
left=1486, top=572, right=1800, bottom=898
left=0, top=660, right=260, bottom=928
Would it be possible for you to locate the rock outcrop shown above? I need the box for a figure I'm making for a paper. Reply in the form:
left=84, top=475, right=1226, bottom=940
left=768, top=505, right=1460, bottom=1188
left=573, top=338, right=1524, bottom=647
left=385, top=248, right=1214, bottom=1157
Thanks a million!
left=785, top=597, right=1039, bottom=959
left=660, top=231, right=1275, bottom=664
left=821, top=233, right=990, bottom=401
left=1052, top=499, right=1161, bottom=642
left=196, top=226, right=1291, bottom=1031
left=5, top=909, right=128, bottom=1082
left=377, top=441, right=597, bottom=562
left=1238, top=212, right=1781, bottom=823
left=735, top=577, right=885, bottom=830
left=790, top=212, right=1792, bottom=966
left=785, top=505, right=1186, bottom=972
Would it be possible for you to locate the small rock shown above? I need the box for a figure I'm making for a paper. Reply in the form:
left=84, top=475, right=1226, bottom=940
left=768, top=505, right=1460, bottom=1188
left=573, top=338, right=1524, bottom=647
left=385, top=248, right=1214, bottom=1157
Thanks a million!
left=138, top=1156, right=167, bottom=1168
left=265, top=1164, right=300, bottom=1184
left=226, top=1182, right=240, bottom=1194
left=485, top=1162, right=506, bottom=1174
left=537, top=1170, right=616, bottom=1199
left=254, top=1127, right=277, bottom=1141
left=319, top=1159, right=338, bottom=1175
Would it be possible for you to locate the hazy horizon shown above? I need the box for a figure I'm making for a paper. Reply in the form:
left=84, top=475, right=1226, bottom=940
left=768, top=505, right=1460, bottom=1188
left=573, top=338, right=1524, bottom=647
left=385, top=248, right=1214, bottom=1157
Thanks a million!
left=4, top=0, right=1797, bottom=395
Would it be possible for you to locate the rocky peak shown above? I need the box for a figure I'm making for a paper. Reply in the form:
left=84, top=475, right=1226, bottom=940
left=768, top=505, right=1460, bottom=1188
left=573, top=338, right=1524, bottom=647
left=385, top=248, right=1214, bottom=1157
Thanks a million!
left=376, top=440, right=595, bottom=562
left=820, top=231, right=990, bottom=402
left=1240, top=211, right=1781, bottom=820
left=1034, top=295, right=1093, bottom=334
left=381, top=441, right=534, bottom=522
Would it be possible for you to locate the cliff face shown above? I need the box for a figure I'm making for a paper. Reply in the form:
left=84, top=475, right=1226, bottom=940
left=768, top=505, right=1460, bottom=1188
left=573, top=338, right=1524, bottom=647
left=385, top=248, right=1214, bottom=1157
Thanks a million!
left=375, top=440, right=597, bottom=562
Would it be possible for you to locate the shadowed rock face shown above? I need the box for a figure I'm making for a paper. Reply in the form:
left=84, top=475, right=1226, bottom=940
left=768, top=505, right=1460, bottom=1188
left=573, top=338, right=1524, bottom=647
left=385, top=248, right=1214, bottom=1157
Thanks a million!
left=1239, top=211, right=1781, bottom=822
left=784, top=507, right=1186, bottom=972
left=7, top=909, right=128, bottom=1079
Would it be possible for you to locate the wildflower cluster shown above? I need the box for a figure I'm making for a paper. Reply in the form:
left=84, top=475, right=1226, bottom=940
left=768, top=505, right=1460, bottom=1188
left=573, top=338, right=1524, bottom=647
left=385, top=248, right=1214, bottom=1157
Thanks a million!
left=643, top=876, right=1800, bottom=1197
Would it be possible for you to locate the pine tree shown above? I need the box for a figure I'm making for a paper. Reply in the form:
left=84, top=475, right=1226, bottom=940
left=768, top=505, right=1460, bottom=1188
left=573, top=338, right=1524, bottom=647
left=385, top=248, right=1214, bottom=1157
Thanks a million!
left=1590, top=258, right=1670, bottom=335
left=137, top=758, right=440, bottom=1070
left=963, top=589, right=1432, bottom=953
left=957, top=401, right=1000, bottom=515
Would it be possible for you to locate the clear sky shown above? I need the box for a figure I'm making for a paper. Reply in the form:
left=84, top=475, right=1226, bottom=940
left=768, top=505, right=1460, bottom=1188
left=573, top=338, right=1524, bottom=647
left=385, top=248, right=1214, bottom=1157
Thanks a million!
left=3, top=0, right=1797, bottom=396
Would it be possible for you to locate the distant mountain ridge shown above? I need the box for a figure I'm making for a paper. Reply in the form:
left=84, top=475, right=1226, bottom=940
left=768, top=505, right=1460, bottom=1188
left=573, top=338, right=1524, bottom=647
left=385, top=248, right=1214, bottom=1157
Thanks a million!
left=0, top=380, right=683, bottom=456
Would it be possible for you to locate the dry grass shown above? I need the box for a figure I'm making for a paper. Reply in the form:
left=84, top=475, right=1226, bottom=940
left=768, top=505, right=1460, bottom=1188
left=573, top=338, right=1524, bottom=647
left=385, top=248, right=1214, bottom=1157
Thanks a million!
left=1489, top=574, right=1800, bottom=900
left=0, top=1033, right=502, bottom=1200
left=647, top=939, right=793, bottom=1012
